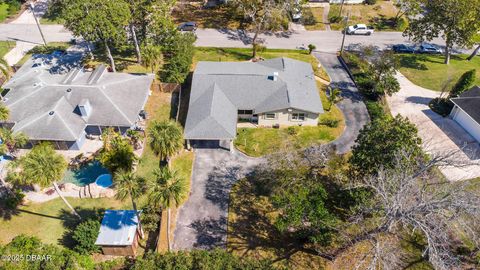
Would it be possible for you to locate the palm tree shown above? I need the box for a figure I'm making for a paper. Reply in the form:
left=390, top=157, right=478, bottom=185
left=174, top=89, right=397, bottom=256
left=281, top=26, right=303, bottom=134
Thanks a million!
left=9, top=143, right=81, bottom=218
left=148, top=167, right=187, bottom=251
left=0, top=128, right=28, bottom=157
left=327, top=87, right=342, bottom=111
left=141, top=45, right=163, bottom=74
left=148, top=120, right=183, bottom=167
left=0, top=104, right=9, bottom=121
left=0, top=58, right=11, bottom=82
left=114, top=169, right=146, bottom=238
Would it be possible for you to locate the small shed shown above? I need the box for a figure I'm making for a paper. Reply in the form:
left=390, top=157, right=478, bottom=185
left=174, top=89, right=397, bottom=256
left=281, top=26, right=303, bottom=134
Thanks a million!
left=95, top=210, right=140, bottom=256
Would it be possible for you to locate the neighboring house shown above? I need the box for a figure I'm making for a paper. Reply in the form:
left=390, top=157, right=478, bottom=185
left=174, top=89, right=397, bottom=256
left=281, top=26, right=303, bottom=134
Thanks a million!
left=1, top=55, right=154, bottom=150
left=95, top=210, right=141, bottom=256
left=450, top=86, right=480, bottom=143
left=184, top=57, right=324, bottom=150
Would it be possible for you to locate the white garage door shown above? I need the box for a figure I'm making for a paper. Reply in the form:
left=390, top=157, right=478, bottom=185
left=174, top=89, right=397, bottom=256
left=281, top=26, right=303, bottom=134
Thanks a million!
left=454, top=109, right=480, bottom=143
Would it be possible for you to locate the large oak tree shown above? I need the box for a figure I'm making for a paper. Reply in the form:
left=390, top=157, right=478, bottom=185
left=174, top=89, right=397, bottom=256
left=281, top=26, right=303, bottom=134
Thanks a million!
left=405, top=0, right=480, bottom=64
left=60, top=0, right=131, bottom=72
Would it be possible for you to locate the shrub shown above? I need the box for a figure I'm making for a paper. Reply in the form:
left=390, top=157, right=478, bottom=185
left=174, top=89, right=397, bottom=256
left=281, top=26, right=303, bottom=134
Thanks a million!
left=364, top=0, right=377, bottom=5
left=301, top=8, right=317, bottom=26
left=308, top=44, right=316, bottom=54
left=132, top=249, right=276, bottom=270
left=329, top=15, right=342, bottom=24
left=286, top=126, right=297, bottom=135
left=449, top=69, right=476, bottom=98
left=395, top=17, right=408, bottom=31
left=429, top=98, right=454, bottom=117
left=72, top=219, right=101, bottom=254
left=319, top=118, right=340, bottom=128
left=365, top=100, right=386, bottom=120
left=6, top=0, right=21, bottom=16
left=356, top=75, right=378, bottom=99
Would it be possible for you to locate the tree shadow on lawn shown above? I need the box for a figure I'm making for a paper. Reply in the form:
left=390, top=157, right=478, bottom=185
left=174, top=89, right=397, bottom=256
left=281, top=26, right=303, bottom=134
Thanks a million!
left=399, top=55, right=428, bottom=70
left=58, top=207, right=105, bottom=248
left=227, top=178, right=327, bottom=268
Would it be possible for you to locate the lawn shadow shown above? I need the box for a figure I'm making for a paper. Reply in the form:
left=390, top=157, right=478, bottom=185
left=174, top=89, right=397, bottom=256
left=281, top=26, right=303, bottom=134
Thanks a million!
left=227, top=176, right=326, bottom=267
left=399, top=55, right=428, bottom=70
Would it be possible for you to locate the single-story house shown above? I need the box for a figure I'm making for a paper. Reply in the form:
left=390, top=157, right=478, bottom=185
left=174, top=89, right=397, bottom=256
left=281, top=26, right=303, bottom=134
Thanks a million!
left=1, top=55, right=154, bottom=150
left=450, top=86, right=480, bottom=143
left=95, top=210, right=140, bottom=257
left=184, top=57, right=324, bottom=150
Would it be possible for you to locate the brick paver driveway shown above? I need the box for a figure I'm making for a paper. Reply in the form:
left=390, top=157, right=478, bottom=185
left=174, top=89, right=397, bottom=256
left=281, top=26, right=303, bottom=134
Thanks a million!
left=173, top=149, right=261, bottom=250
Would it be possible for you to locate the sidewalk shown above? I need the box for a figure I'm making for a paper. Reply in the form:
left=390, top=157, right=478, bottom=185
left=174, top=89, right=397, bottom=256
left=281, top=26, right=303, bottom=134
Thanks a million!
left=3, top=0, right=48, bottom=65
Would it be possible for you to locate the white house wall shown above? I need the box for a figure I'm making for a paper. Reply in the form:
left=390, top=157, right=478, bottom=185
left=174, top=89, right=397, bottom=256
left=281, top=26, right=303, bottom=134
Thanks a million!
left=257, top=109, right=319, bottom=127
left=452, top=106, right=480, bottom=143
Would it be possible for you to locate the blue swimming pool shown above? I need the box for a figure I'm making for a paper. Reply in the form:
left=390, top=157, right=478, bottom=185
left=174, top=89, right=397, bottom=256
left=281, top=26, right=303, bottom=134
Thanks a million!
left=62, top=161, right=110, bottom=187
left=95, top=174, right=113, bottom=188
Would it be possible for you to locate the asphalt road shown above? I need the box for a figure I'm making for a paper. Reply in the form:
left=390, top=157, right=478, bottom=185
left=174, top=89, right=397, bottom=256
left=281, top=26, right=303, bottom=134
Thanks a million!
left=194, top=28, right=461, bottom=53
left=0, top=23, right=467, bottom=54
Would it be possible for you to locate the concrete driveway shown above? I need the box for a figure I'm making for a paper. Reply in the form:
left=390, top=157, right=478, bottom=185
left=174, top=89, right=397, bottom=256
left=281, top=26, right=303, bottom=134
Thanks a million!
left=173, top=149, right=261, bottom=250
left=314, top=52, right=370, bottom=154
left=387, top=73, right=480, bottom=181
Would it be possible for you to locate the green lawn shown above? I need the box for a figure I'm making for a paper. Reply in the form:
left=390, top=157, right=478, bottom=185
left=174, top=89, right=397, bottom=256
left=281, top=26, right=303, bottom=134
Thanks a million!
left=0, top=3, right=8, bottom=23
left=328, top=1, right=403, bottom=31
left=0, top=41, right=15, bottom=59
left=0, top=197, right=129, bottom=246
left=303, top=7, right=326, bottom=31
left=398, top=54, right=480, bottom=91
left=194, top=47, right=330, bottom=82
left=234, top=82, right=345, bottom=157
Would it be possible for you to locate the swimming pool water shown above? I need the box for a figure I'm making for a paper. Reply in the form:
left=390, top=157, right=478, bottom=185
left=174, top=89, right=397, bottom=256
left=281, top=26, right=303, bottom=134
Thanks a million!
left=95, top=174, right=113, bottom=188
left=62, top=161, right=110, bottom=187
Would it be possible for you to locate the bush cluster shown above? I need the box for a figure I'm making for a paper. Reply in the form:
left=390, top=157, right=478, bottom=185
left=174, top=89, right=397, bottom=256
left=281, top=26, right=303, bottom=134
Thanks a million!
left=72, top=219, right=101, bottom=255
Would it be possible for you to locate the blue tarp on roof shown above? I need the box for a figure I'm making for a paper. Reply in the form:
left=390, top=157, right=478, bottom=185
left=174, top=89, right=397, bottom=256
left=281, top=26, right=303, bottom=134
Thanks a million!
left=95, top=210, right=139, bottom=246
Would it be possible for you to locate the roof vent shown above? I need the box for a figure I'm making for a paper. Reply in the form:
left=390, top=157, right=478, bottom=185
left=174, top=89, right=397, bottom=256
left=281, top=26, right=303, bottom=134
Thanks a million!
left=268, top=72, right=279, bottom=81
left=49, top=111, right=55, bottom=116
left=66, top=88, right=72, bottom=93
left=33, top=82, right=43, bottom=87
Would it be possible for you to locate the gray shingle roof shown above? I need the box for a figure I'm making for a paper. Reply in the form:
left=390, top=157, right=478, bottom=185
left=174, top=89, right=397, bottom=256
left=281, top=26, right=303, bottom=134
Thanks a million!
left=95, top=210, right=139, bottom=246
left=2, top=55, right=154, bottom=141
left=184, top=57, right=323, bottom=140
left=451, top=86, right=480, bottom=123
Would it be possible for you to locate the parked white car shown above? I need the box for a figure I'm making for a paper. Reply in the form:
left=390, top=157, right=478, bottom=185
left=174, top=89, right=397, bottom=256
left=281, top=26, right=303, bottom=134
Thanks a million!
left=346, top=24, right=374, bottom=35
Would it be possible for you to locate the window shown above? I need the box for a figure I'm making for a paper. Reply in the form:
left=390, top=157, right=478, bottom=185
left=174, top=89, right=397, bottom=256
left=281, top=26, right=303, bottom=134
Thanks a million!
left=238, top=110, right=253, bottom=115
left=291, top=113, right=306, bottom=121
left=265, top=113, right=276, bottom=120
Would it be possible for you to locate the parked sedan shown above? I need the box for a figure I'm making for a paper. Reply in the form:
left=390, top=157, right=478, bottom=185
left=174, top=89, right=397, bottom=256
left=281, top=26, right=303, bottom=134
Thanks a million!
left=178, top=22, right=198, bottom=32
left=417, top=43, right=442, bottom=54
left=392, top=44, right=415, bottom=53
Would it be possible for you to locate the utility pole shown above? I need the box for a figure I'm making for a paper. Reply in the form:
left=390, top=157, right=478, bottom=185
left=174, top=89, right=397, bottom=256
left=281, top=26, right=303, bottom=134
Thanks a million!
left=339, top=0, right=345, bottom=17
left=30, top=2, right=47, bottom=46
left=340, top=12, right=349, bottom=55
